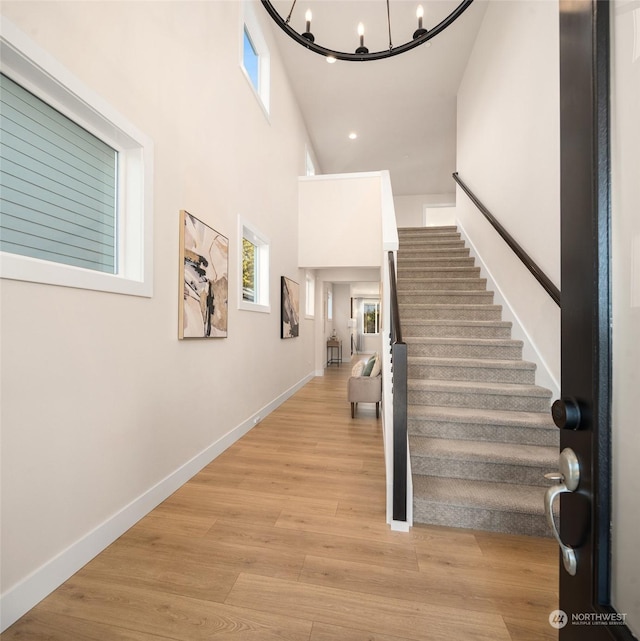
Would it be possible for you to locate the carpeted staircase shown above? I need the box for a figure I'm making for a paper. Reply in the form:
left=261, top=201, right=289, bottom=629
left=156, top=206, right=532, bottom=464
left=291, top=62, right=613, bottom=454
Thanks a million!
left=397, top=226, right=558, bottom=537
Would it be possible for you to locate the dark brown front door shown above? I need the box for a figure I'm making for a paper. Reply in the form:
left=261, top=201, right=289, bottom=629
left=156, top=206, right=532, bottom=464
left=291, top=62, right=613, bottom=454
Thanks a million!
left=555, top=1, right=637, bottom=639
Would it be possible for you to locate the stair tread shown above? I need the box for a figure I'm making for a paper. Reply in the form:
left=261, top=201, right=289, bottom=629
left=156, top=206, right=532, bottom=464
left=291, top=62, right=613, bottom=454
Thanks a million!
left=400, top=303, right=502, bottom=310
left=409, top=436, right=557, bottom=467
left=398, top=271, right=481, bottom=278
left=405, top=337, right=523, bottom=346
left=407, top=405, right=556, bottom=428
left=398, top=225, right=458, bottom=234
left=412, top=476, right=547, bottom=515
left=407, top=356, right=535, bottom=370
left=403, top=319, right=511, bottom=327
left=408, top=379, right=553, bottom=398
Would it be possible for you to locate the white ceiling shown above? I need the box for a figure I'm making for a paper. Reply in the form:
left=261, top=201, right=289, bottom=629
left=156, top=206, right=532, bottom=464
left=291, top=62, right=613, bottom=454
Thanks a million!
left=266, top=0, right=488, bottom=196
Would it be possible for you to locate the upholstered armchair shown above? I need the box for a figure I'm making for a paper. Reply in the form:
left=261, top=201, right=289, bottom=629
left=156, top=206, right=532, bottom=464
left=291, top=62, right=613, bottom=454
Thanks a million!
left=348, top=353, right=382, bottom=418
left=348, top=373, right=382, bottom=418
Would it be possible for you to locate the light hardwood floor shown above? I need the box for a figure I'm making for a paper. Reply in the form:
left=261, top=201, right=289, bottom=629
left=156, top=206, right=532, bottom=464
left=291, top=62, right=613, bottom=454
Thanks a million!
left=3, top=359, right=559, bottom=640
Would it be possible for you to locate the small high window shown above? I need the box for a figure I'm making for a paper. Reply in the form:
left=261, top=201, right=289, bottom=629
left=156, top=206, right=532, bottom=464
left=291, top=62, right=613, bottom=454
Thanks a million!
left=241, top=8, right=270, bottom=116
left=242, top=27, right=260, bottom=92
left=305, top=148, right=316, bottom=176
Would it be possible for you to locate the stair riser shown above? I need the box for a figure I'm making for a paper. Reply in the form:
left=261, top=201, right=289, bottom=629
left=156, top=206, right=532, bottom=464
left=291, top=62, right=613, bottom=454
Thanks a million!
left=403, top=324, right=512, bottom=339
left=407, top=343, right=522, bottom=360
left=400, top=248, right=471, bottom=258
left=410, top=458, right=553, bottom=487
left=400, top=307, right=503, bottom=321
left=397, top=268, right=481, bottom=279
left=399, top=240, right=466, bottom=249
left=398, top=279, right=487, bottom=291
left=408, top=363, right=535, bottom=384
left=408, top=390, right=551, bottom=412
left=412, top=502, right=551, bottom=537
left=399, top=292, right=494, bottom=305
left=407, top=419, right=560, bottom=447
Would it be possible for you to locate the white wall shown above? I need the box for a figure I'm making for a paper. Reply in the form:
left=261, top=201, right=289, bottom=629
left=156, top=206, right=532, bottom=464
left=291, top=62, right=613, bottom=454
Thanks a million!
left=611, top=0, right=640, bottom=633
left=330, top=283, right=351, bottom=361
left=456, top=0, right=561, bottom=392
left=0, top=1, right=315, bottom=628
left=298, top=173, right=382, bottom=268
left=393, top=193, right=455, bottom=228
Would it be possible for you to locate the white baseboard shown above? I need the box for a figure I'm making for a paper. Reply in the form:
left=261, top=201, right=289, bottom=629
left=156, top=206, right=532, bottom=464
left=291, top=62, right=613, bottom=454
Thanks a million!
left=0, top=370, right=316, bottom=632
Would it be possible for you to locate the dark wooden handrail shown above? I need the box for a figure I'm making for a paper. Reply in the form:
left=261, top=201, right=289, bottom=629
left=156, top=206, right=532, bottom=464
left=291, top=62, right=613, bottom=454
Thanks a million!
left=388, top=251, right=407, bottom=523
left=452, top=172, right=561, bottom=307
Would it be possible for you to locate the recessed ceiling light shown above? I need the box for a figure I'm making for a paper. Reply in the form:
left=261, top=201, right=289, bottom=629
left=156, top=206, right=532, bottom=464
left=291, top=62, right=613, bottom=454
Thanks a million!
left=326, top=55, right=337, bottom=64
left=348, top=132, right=357, bottom=140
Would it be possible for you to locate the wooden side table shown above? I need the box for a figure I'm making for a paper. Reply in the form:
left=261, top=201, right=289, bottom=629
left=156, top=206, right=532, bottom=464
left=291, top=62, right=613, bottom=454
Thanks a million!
left=326, top=339, right=342, bottom=366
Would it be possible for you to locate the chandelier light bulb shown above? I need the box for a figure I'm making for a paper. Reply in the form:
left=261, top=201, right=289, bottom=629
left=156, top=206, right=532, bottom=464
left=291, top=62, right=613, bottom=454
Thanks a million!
left=413, top=4, right=428, bottom=39
left=355, top=22, right=368, bottom=53
left=302, top=8, right=314, bottom=41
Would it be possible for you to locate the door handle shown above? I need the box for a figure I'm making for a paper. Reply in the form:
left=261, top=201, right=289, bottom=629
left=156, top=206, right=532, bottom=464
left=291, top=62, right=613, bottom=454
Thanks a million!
left=544, top=448, right=580, bottom=576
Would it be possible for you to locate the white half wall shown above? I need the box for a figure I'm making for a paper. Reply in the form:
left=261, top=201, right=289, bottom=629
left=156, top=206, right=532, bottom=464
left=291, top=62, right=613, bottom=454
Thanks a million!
left=298, top=173, right=383, bottom=269
left=456, top=0, right=561, bottom=391
left=0, top=1, right=316, bottom=629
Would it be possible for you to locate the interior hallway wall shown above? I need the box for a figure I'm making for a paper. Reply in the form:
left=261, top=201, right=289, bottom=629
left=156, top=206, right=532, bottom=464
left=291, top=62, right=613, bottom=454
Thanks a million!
left=393, top=193, right=456, bottom=228
left=456, top=0, right=561, bottom=390
left=0, top=1, right=315, bottom=627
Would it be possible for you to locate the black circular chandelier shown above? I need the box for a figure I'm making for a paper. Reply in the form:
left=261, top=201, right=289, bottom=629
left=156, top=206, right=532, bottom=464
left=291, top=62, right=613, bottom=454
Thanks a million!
left=261, top=0, right=475, bottom=62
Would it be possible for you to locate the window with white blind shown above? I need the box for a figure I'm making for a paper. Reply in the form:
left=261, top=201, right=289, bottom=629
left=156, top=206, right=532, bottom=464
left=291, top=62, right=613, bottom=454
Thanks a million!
left=1, top=73, right=118, bottom=274
left=0, top=18, right=153, bottom=297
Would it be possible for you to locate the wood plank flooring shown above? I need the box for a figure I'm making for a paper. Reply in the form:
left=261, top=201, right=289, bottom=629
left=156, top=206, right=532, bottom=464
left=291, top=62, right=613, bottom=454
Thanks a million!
left=3, top=359, right=559, bottom=640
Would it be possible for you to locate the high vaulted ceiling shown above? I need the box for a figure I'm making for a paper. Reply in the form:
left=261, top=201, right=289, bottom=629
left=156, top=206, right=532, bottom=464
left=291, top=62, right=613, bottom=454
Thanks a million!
left=266, top=0, right=488, bottom=196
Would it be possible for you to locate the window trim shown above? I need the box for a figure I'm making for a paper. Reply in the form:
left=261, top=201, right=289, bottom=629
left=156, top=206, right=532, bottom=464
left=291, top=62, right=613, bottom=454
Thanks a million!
left=240, top=5, right=270, bottom=118
left=238, top=217, right=270, bottom=313
left=0, top=17, right=154, bottom=297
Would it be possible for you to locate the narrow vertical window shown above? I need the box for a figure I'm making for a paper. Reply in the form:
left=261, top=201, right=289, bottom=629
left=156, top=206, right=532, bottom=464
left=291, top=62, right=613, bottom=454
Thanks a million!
left=242, top=27, right=260, bottom=93
left=363, top=301, right=380, bottom=334
left=240, top=8, right=270, bottom=115
left=305, top=271, right=315, bottom=317
left=242, top=236, right=257, bottom=302
left=305, top=148, right=316, bottom=176
left=239, top=218, right=270, bottom=312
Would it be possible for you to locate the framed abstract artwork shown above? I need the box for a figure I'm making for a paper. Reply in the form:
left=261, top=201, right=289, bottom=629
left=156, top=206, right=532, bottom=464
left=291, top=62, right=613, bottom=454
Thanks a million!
left=281, top=276, right=300, bottom=339
left=179, top=210, right=228, bottom=338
